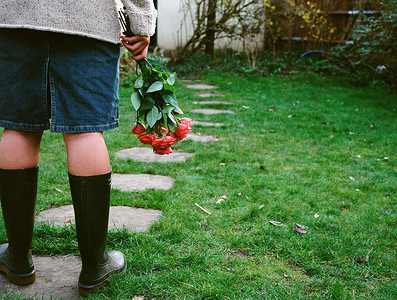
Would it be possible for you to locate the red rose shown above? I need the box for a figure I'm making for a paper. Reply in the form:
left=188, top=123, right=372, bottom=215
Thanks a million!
left=180, top=118, right=192, bottom=127
left=154, top=146, right=172, bottom=155
left=161, top=127, right=168, bottom=135
left=152, top=138, right=169, bottom=149
left=174, top=123, right=191, bottom=141
left=131, top=123, right=146, bottom=135
left=165, top=134, right=176, bottom=145
left=138, top=133, right=155, bottom=145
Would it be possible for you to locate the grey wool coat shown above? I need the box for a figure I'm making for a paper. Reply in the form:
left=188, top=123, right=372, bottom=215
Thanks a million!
left=0, top=0, right=157, bottom=44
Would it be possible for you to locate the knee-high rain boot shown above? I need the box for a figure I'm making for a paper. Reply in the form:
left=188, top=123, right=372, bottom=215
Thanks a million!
left=0, top=166, right=38, bottom=285
left=68, top=171, right=126, bottom=296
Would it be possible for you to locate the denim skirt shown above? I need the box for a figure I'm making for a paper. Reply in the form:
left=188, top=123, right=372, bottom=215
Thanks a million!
left=0, top=29, right=120, bottom=133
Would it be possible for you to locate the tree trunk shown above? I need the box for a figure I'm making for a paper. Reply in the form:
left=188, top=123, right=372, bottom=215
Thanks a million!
left=205, top=0, right=217, bottom=56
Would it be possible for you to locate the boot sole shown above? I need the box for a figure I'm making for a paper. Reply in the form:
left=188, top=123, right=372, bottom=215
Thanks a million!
left=0, top=266, right=36, bottom=285
left=78, top=263, right=127, bottom=296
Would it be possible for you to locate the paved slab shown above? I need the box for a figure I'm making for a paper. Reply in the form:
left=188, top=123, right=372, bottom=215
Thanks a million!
left=1, top=256, right=81, bottom=300
left=186, top=84, right=218, bottom=90
left=193, top=100, right=233, bottom=105
left=198, top=93, right=225, bottom=98
left=186, top=133, right=219, bottom=143
left=112, top=174, right=174, bottom=192
left=191, top=109, right=235, bottom=115
left=192, top=121, right=224, bottom=127
left=116, top=147, right=194, bottom=163
left=36, top=205, right=162, bottom=232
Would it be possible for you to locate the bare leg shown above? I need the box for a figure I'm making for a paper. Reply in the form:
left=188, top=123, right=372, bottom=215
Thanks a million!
left=0, top=129, right=43, bottom=169
left=63, top=132, right=111, bottom=176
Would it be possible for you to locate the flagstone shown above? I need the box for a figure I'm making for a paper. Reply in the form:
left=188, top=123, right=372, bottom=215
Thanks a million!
left=36, top=205, right=162, bottom=232
left=191, top=109, right=235, bottom=115
left=0, top=255, right=81, bottom=300
left=192, top=121, right=224, bottom=127
left=186, top=133, right=219, bottom=143
left=186, top=84, right=218, bottom=90
left=193, top=100, right=233, bottom=105
left=112, top=173, right=174, bottom=192
left=116, top=147, right=194, bottom=163
left=198, top=93, right=225, bottom=98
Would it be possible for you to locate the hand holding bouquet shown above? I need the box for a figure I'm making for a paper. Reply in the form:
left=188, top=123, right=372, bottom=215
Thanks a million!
left=119, top=10, right=191, bottom=155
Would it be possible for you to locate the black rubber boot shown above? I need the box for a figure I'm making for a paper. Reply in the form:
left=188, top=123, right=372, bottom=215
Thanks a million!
left=68, top=171, right=126, bottom=296
left=0, top=166, right=38, bottom=285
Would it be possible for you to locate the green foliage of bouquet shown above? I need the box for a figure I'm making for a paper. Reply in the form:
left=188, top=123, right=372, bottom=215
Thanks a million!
left=119, top=10, right=191, bottom=155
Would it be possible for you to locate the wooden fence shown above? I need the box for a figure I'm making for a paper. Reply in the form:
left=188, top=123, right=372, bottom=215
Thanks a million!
left=277, top=0, right=378, bottom=51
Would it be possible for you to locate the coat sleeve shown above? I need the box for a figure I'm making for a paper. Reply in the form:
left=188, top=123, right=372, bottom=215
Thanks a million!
left=119, top=0, right=157, bottom=36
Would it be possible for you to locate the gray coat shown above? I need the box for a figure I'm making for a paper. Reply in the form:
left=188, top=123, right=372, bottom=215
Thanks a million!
left=0, top=0, right=157, bottom=44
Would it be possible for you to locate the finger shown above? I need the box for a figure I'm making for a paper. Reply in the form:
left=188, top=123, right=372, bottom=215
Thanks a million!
left=131, top=47, right=148, bottom=61
left=121, top=39, right=149, bottom=56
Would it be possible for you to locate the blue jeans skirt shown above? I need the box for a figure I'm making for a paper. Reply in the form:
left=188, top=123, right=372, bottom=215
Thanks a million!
left=0, top=29, right=120, bottom=133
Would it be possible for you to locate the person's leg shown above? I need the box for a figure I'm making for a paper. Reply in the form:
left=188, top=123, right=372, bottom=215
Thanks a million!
left=63, top=132, right=125, bottom=296
left=0, top=129, right=42, bottom=285
left=0, top=129, right=43, bottom=169
left=62, top=132, right=110, bottom=176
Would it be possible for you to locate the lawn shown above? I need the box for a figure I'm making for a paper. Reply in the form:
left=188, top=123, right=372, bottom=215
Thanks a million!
left=0, top=71, right=396, bottom=299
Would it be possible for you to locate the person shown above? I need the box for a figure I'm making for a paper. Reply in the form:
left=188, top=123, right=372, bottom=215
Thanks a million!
left=0, top=0, right=157, bottom=296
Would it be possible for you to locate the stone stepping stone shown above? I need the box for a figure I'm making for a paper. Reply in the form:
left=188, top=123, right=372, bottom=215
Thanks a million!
left=112, top=174, right=174, bottom=192
left=186, top=84, right=217, bottom=90
left=1, top=255, right=81, bottom=300
left=198, top=93, right=225, bottom=98
left=36, top=205, right=162, bottom=232
left=191, top=109, right=235, bottom=115
left=193, top=100, right=233, bottom=105
left=116, top=147, right=194, bottom=163
left=186, top=133, right=219, bottom=143
left=192, top=120, right=224, bottom=127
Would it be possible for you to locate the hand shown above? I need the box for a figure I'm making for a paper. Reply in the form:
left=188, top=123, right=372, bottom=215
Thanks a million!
left=121, top=35, right=150, bottom=61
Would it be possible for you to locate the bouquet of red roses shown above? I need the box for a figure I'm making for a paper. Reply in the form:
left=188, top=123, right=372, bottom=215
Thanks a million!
left=119, top=10, right=191, bottom=155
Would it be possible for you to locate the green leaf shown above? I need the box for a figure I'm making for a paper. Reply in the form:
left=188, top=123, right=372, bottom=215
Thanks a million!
left=146, top=106, right=161, bottom=128
left=167, top=112, right=177, bottom=125
left=167, top=72, right=176, bottom=85
left=173, top=106, right=184, bottom=114
left=134, top=76, right=144, bottom=89
left=147, top=81, right=164, bottom=93
left=163, top=105, right=174, bottom=114
left=131, top=92, right=141, bottom=111
left=162, top=93, right=178, bottom=107
left=164, top=84, right=176, bottom=93
left=140, top=97, right=155, bottom=111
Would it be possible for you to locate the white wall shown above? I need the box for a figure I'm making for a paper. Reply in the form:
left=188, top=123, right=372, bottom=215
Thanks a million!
left=157, top=0, right=192, bottom=50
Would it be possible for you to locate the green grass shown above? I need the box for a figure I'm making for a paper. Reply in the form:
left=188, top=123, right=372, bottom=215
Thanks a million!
left=1, top=72, right=396, bottom=299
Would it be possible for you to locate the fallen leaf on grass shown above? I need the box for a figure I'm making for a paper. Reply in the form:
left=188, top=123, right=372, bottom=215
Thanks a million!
left=269, top=221, right=284, bottom=226
left=267, top=108, right=276, bottom=112
left=354, top=255, right=369, bottom=263
left=293, top=223, right=308, bottom=234
left=216, top=195, right=227, bottom=204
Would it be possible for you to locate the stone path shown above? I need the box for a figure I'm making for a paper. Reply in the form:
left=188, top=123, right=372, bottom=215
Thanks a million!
left=112, top=174, right=174, bottom=192
left=191, top=108, right=235, bottom=115
left=116, top=147, right=194, bottom=163
left=186, top=84, right=217, bottom=90
left=186, top=133, right=219, bottom=143
left=0, top=256, right=81, bottom=300
left=198, top=93, right=225, bottom=98
left=192, top=120, right=224, bottom=127
left=36, top=205, right=162, bottom=232
left=193, top=100, right=233, bottom=105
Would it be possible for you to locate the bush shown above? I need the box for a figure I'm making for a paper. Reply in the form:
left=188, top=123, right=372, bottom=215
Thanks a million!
left=331, top=0, right=396, bottom=89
